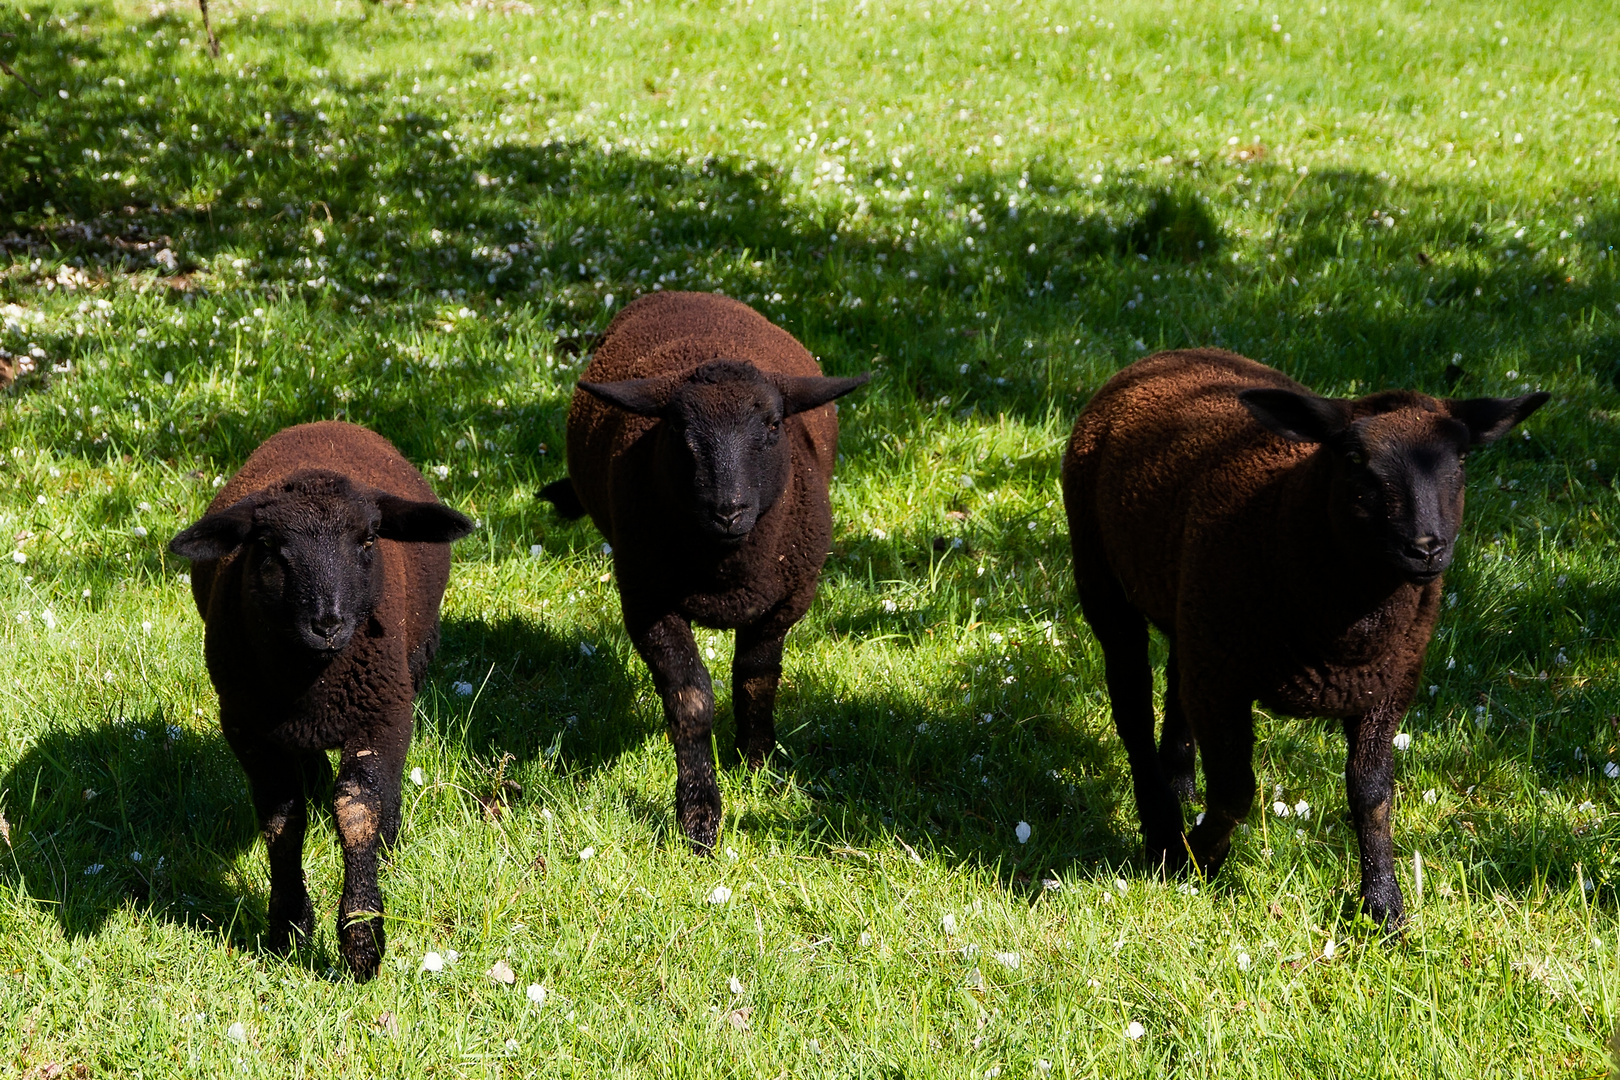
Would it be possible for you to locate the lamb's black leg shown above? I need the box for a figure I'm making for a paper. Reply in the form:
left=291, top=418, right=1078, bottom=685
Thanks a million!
left=732, top=623, right=786, bottom=769
left=1079, top=580, right=1183, bottom=872
left=630, top=609, right=720, bottom=852
left=332, top=723, right=407, bottom=982
left=1159, top=644, right=1198, bottom=803
left=1184, top=693, right=1255, bottom=880
left=227, top=730, right=314, bottom=955
left=1343, top=700, right=1407, bottom=931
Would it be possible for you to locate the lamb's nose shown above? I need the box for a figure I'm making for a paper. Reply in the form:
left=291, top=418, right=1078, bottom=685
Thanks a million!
left=714, top=504, right=749, bottom=529
left=1408, top=534, right=1447, bottom=559
left=312, top=614, right=344, bottom=639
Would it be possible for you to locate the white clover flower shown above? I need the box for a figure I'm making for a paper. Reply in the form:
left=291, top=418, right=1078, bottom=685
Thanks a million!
left=1272, top=801, right=1291, bottom=818
left=727, top=976, right=743, bottom=994
left=579, top=846, right=596, bottom=862
left=941, top=912, right=957, bottom=934
left=421, top=951, right=445, bottom=973
left=1323, top=938, right=1337, bottom=959
left=1125, top=1021, right=1145, bottom=1040
left=1236, top=951, right=1251, bottom=971
left=1393, top=733, right=1412, bottom=751
left=1293, top=800, right=1310, bottom=821
left=993, top=951, right=1020, bottom=970
left=1115, top=878, right=1128, bottom=894
left=1607, top=762, right=1620, bottom=780
left=433, top=465, right=450, bottom=480
left=708, top=884, right=731, bottom=904
left=1423, top=789, right=1438, bottom=804
left=40, top=610, right=55, bottom=630
left=409, top=767, right=425, bottom=786
left=84, top=863, right=105, bottom=875
left=11, top=551, right=25, bottom=564
left=226, top=1021, right=247, bottom=1042
left=488, top=960, right=516, bottom=985
left=527, top=983, right=547, bottom=1005
left=1015, top=821, right=1031, bottom=844
left=451, top=680, right=474, bottom=696
left=529, top=544, right=544, bottom=557
left=132, top=526, right=148, bottom=538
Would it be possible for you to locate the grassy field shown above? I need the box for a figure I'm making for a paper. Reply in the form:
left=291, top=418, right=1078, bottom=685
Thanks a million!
left=3, top=0, right=1619, bottom=1074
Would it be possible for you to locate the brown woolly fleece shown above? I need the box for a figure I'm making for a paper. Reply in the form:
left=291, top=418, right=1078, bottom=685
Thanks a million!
left=559, top=290, right=847, bottom=850
left=1064, top=349, right=1454, bottom=928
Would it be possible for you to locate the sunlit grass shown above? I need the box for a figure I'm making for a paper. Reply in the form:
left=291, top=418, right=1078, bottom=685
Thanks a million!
left=1, top=0, right=1619, bottom=1075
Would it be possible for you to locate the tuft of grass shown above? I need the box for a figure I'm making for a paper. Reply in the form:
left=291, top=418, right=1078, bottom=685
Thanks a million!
left=1, top=0, right=1618, bottom=1075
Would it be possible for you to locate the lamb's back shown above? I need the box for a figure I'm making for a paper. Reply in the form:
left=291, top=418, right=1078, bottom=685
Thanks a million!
left=1066, top=350, right=1313, bottom=626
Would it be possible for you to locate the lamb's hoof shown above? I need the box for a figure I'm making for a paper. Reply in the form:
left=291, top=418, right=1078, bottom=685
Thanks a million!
left=264, top=893, right=314, bottom=955
left=1361, top=880, right=1407, bottom=936
left=1143, top=835, right=1190, bottom=877
left=675, top=774, right=722, bottom=853
left=736, top=743, right=773, bottom=771
left=340, top=916, right=385, bottom=983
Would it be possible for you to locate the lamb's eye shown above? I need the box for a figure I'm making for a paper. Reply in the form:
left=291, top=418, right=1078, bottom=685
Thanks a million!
left=1345, top=450, right=1365, bottom=466
left=361, top=534, right=376, bottom=549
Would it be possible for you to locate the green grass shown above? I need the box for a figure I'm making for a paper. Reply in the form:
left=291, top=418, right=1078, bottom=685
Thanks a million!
left=2, top=0, right=1619, bottom=1074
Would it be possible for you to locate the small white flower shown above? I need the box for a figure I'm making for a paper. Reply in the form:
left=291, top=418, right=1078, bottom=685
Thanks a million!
left=941, top=913, right=957, bottom=934
left=129, top=851, right=141, bottom=863
left=1293, top=800, right=1311, bottom=821
left=433, top=465, right=450, bottom=480
left=579, top=846, right=596, bottom=861
left=421, top=951, right=444, bottom=973
left=727, top=975, right=743, bottom=994
left=870, top=527, right=888, bottom=540
left=1423, top=789, right=1438, bottom=804
left=858, top=931, right=872, bottom=946
left=40, top=610, right=56, bottom=630
left=601, top=543, right=613, bottom=556
left=1036, top=1060, right=1052, bottom=1074
left=1606, top=762, right=1619, bottom=780
left=1236, top=951, right=1251, bottom=971
left=1323, top=938, right=1337, bottom=959
left=529, top=544, right=544, bottom=557
left=708, top=884, right=731, bottom=904
left=1393, top=733, right=1412, bottom=751
left=226, top=1021, right=247, bottom=1043
left=881, top=598, right=898, bottom=613
left=488, top=960, right=516, bottom=985
left=452, top=680, right=474, bottom=696
left=1114, top=878, right=1128, bottom=894
left=409, top=767, right=426, bottom=786
left=84, top=863, right=104, bottom=875
left=1272, top=801, right=1291, bottom=818
left=993, top=951, right=1020, bottom=970
left=1015, top=821, right=1031, bottom=844
left=1194, top=811, right=1206, bottom=826
left=526, top=983, right=547, bottom=1005
left=10, top=551, right=24, bottom=564
left=141, top=620, right=152, bottom=633
left=1125, top=1020, right=1145, bottom=1041
left=132, top=525, right=148, bottom=538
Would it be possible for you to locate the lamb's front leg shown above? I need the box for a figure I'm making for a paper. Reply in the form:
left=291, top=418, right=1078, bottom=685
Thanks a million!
left=1343, top=699, right=1407, bottom=931
left=732, top=623, right=786, bottom=769
left=332, top=725, right=407, bottom=981
left=630, top=609, right=720, bottom=852
left=230, top=735, right=315, bottom=955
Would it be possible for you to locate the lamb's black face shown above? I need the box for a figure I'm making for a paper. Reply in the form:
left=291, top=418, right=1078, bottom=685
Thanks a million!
left=577, top=359, right=871, bottom=549
left=169, top=470, right=475, bottom=656
left=662, top=375, right=789, bottom=544
left=245, top=488, right=383, bottom=653
left=1329, top=412, right=1472, bottom=583
left=1239, top=385, right=1549, bottom=584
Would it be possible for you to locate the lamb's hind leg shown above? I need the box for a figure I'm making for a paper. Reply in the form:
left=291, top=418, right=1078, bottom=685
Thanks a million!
left=1159, top=644, right=1198, bottom=803
left=732, top=623, right=786, bottom=769
left=630, top=609, right=721, bottom=853
left=1344, top=699, right=1407, bottom=931
left=1183, top=691, right=1256, bottom=880
left=1078, top=579, right=1183, bottom=872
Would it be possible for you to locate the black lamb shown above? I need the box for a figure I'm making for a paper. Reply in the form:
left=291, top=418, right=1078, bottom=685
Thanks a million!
left=169, top=420, right=473, bottom=980
left=541, top=290, right=869, bottom=852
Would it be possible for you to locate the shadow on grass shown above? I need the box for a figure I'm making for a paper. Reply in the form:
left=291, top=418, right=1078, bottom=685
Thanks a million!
left=0, top=710, right=266, bottom=943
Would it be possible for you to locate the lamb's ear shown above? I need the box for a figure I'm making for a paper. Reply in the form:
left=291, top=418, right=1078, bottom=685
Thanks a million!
left=1445, top=392, right=1550, bottom=446
left=1238, top=388, right=1352, bottom=444
left=168, top=494, right=260, bottom=560
left=577, top=374, right=684, bottom=417
left=376, top=495, right=476, bottom=543
left=775, top=372, right=873, bottom=416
